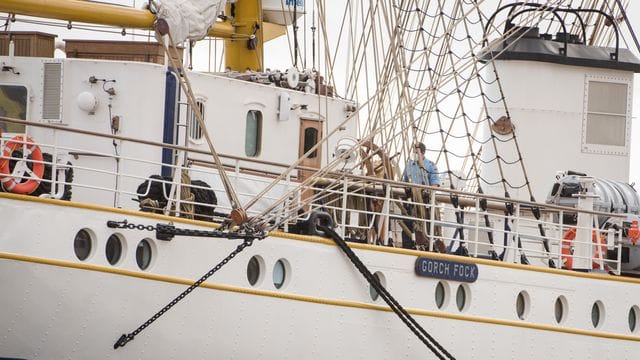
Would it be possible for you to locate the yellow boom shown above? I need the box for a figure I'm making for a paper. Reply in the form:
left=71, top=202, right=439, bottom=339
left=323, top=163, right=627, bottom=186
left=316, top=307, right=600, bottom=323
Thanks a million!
left=0, top=0, right=266, bottom=71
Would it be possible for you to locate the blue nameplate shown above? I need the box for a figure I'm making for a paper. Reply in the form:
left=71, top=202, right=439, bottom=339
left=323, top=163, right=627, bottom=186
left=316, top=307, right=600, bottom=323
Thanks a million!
left=415, top=257, right=478, bottom=283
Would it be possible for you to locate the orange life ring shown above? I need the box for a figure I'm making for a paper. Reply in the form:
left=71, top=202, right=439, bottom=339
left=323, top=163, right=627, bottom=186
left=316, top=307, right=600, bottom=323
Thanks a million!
left=561, top=227, right=608, bottom=270
left=0, top=136, right=44, bottom=194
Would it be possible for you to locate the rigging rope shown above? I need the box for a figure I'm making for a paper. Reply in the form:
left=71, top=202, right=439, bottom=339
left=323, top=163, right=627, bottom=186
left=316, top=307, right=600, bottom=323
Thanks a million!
left=157, top=30, right=247, bottom=224
left=318, top=225, right=455, bottom=360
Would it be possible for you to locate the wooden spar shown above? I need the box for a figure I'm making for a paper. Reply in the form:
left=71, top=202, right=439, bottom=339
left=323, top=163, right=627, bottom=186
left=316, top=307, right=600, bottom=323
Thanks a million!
left=0, top=0, right=235, bottom=39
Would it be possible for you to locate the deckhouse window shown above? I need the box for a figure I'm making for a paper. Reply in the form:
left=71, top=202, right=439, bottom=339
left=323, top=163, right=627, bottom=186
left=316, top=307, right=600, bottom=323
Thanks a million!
left=303, top=127, right=319, bottom=158
left=0, top=84, right=27, bottom=133
left=245, top=110, right=262, bottom=157
left=188, top=100, right=205, bottom=141
left=582, top=79, right=629, bottom=154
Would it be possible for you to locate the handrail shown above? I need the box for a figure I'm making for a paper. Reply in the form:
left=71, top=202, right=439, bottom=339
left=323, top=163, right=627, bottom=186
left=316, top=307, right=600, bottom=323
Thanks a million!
left=0, top=117, right=626, bottom=273
left=7, top=114, right=617, bottom=218
left=0, top=116, right=298, bottom=172
left=483, top=2, right=620, bottom=60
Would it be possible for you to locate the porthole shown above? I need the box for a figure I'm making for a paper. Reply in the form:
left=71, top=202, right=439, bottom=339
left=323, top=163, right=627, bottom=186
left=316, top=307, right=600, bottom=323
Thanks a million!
left=73, top=228, right=94, bottom=261
left=435, top=281, right=449, bottom=309
left=456, top=284, right=470, bottom=312
left=247, top=255, right=265, bottom=286
left=516, top=291, right=530, bottom=320
left=592, top=301, right=605, bottom=328
left=273, top=259, right=290, bottom=289
left=106, top=233, right=124, bottom=265
left=554, top=296, right=568, bottom=324
left=629, top=306, right=639, bottom=333
left=369, top=271, right=387, bottom=301
left=135, top=238, right=154, bottom=270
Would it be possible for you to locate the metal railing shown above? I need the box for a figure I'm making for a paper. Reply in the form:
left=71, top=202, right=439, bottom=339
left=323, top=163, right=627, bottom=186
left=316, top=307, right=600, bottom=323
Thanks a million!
left=0, top=116, right=626, bottom=273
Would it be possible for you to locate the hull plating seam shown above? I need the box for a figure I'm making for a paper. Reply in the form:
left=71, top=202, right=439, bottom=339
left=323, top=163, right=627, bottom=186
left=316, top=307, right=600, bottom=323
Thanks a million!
left=3, top=192, right=640, bottom=285
left=1, top=251, right=639, bottom=342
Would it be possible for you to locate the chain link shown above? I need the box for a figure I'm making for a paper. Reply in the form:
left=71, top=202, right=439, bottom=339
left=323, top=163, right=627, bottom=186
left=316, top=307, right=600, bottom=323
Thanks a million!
left=107, top=220, right=266, bottom=242
left=107, top=220, right=156, bottom=232
left=114, top=238, right=254, bottom=349
left=109, top=218, right=262, bottom=349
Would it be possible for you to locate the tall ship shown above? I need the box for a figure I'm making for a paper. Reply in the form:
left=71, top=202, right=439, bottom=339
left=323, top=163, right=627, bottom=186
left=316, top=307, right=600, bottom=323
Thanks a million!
left=1, top=0, right=640, bottom=358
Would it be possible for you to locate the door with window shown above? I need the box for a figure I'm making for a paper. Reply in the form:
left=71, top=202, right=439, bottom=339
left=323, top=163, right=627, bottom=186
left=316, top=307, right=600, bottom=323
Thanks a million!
left=298, top=119, right=323, bottom=181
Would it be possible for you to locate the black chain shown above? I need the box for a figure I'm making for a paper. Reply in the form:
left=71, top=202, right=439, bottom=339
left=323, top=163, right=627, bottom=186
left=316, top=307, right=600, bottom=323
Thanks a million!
left=114, top=238, right=253, bottom=349
left=107, top=220, right=266, bottom=349
left=107, top=220, right=265, bottom=242
left=107, top=220, right=156, bottom=232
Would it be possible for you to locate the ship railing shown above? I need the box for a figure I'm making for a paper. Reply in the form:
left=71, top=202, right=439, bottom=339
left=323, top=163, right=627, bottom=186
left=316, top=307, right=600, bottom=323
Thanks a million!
left=304, top=173, right=625, bottom=273
left=0, top=119, right=304, bottom=221
left=0, top=119, right=626, bottom=273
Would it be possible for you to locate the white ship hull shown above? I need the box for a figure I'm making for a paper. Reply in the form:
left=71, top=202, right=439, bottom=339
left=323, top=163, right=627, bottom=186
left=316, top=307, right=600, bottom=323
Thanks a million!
left=2, top=194, right=639, bottom=359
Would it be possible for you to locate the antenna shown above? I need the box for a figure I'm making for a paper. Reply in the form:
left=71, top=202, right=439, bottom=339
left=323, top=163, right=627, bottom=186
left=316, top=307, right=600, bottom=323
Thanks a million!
left=293, top=0, right=299, bottom=68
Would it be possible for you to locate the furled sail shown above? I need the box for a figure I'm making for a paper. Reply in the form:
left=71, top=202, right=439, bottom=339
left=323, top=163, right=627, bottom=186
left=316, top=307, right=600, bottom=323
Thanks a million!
left=155, top=0, right=225, bottom=43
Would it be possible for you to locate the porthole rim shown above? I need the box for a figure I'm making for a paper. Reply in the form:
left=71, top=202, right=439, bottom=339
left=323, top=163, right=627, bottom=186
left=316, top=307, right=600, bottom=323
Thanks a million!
left=247, top=255, right=266, bottom=287
left=455, top=283, right=471, bottom=312
left=135, top=237, right=156, bottom=271
left=73, top=228, right=96, bottom=262
left=272, top=258, right=291, bottom=290
left=369, top=271, right=387, bottom=302
left=105, top=232, right=126, bottom=266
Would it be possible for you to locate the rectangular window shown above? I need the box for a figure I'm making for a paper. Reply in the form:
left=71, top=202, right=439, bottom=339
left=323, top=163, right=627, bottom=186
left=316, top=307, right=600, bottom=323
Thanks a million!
left=303, top=127, right=318, bottom=158
left=188, top=100, right=205, bottom=141
left=582, top=79, right=629, bottom=154
left=0, top=84, right=28, bottom=133
left=245, top=110, right=262, bottom=157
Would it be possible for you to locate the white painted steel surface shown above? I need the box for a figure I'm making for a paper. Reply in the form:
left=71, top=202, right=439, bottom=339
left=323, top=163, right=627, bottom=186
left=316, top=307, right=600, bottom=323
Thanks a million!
left=1, top=196, right=639, bottom=359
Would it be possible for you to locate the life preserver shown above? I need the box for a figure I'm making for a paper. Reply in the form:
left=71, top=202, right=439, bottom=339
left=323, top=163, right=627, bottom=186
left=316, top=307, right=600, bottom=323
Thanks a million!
left=0, top=136, right=44, bottom=194
left=561, top=227, right=608, bottom=270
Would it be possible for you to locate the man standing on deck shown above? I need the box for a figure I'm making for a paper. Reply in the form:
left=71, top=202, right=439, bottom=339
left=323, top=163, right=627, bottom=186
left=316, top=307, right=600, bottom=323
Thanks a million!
left=402, top=142, right=440, bottom=187
left=401, top=142, right=444, bottom=252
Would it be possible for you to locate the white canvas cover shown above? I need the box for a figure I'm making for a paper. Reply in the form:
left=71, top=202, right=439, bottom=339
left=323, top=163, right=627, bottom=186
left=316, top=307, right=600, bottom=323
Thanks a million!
left=155, top=0, right=225, bottom=43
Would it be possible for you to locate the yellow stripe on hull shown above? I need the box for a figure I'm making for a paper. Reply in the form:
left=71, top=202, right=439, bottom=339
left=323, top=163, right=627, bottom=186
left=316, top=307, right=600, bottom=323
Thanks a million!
left=0, top=250, right=639, bottom=343
left=2, top=191, right=640, bottom=285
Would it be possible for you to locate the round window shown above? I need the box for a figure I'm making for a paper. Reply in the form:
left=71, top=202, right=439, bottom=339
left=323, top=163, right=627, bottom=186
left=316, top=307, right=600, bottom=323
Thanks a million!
left=591, top=301, right=604, bottom=328
left=136, top=239, right=153, bottom=270
left=247, top=255, right=265, bottom=286
left=629, top=306, right=639, bottom=333
left=106, top=234, right=124, bottom=265
left=554, top=296, right=567, bottom=324
left=73, top=229, right=93, bottom=261
left=273, top=259, right=289, bottom=289
left=516, top=291, right=530, bottom=320
left=456, top=284, right=469, bottom=312
left=369, top=272, right=386, bottom=301
left=435, top=282, right=447, bottom=309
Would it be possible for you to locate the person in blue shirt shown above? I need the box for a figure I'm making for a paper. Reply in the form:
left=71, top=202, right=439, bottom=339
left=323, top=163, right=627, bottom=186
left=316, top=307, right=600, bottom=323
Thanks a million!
left=400, top=142, right=444, bottom=251
left=401, top=142, right=441, bottom=186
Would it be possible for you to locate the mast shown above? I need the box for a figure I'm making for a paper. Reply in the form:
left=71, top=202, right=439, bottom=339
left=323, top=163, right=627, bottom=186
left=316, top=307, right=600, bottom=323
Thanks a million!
left=0, top=0, right=265, bottom=71
left=224, top=0, right=264, bottom=71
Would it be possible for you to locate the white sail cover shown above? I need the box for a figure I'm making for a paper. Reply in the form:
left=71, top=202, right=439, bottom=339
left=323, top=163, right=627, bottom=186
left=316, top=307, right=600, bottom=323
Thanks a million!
left=155, top=0, right=226, bottom=43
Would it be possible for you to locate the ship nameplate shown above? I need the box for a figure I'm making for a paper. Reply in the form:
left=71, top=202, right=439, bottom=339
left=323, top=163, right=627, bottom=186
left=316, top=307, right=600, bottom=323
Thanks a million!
left=414, top=257, right=478, bottom=283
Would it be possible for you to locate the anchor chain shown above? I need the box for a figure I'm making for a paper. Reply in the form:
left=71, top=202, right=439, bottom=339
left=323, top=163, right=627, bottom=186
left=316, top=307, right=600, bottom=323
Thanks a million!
left=107, top=220, right=266, bottom=241
left=108, top=219, right=264, bottom=349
